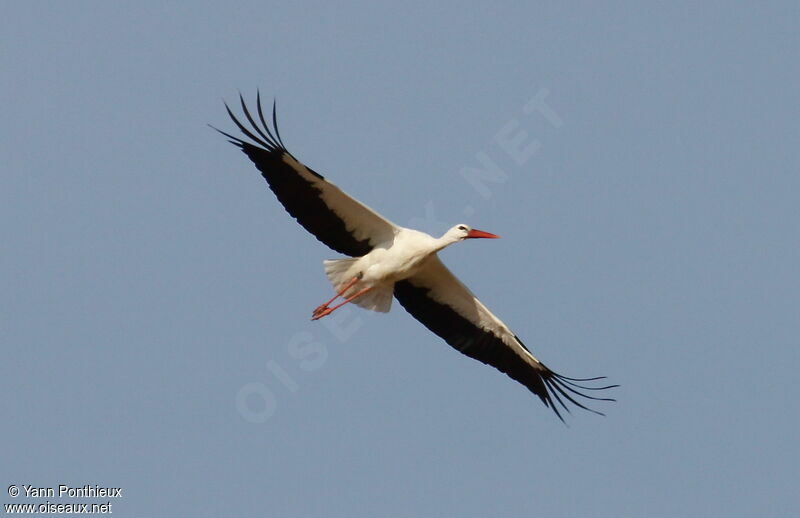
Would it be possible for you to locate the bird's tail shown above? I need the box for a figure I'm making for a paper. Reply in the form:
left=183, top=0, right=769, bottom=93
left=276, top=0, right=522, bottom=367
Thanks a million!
left=323, top=259, right=393, bottom=313
left=323, top=258, right=360, bottom=291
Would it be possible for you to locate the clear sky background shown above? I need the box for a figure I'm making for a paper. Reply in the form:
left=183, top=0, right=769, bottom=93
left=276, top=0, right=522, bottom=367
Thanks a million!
left=2, top=2, right=798, bottom=517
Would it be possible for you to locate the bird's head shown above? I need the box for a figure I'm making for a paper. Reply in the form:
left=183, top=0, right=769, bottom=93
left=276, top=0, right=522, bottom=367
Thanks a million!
left=446, top=224, right=500, bottom=242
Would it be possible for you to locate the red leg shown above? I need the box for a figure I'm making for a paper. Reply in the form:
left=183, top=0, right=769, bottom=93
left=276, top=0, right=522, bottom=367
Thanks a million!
left=312, top=276, right=360, bottom=318
left=311, top=286, right=373, bottom=321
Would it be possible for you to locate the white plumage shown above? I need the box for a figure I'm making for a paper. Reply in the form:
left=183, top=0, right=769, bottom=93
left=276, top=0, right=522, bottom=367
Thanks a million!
left=323, top=225, right=488, bottom=314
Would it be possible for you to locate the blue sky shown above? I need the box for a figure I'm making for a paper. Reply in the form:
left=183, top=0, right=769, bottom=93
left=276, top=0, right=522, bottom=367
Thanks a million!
left=2, top=2, right=798, bottom=516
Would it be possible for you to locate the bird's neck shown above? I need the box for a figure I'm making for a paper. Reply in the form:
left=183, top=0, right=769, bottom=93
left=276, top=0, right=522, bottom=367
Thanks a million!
left=433, top=234, right=460, bottom=253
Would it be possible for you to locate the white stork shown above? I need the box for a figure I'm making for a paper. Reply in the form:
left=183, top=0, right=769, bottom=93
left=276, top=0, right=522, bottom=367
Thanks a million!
left=213, top=94, right=616, bottom=421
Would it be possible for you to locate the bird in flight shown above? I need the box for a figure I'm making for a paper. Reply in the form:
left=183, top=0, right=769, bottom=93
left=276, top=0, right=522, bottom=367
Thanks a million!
left=212, top=93, right=617, bottom=421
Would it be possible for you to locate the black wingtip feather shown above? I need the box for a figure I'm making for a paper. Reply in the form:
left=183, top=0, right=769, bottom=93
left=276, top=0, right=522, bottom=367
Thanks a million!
left=214, top=93, right=286, bottom=154
left=256, top=91, right=284, bottom=148
left=539, top=369, right=618, bottom=422
left=549, top=378, right=605, bottom=416
left=239, top=93, right=275, bottom=146
left=208, top=123, right=242, bottom=145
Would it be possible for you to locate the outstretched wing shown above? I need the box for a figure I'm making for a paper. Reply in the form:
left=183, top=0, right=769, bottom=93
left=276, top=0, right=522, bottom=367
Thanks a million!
left=394, top=256, right=617, bottom=421
left=213, top=93, right=398, bottom=257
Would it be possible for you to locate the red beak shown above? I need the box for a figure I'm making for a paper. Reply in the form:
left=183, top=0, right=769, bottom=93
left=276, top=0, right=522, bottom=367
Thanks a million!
left=466, top=229, right=500, bottom=239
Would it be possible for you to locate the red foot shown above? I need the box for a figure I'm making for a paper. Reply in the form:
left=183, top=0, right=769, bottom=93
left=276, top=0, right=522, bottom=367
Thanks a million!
left=310, top=286, right=373, bottom=321
left=311, top=307, right=333, bottom=321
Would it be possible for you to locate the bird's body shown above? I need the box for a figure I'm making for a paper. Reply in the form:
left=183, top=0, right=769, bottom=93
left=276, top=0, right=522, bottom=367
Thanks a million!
left=323, top=226, right=480, bottom=314
left=213, top=94, right=617, bottom=421
left=350, top=227, right=441, bottom=286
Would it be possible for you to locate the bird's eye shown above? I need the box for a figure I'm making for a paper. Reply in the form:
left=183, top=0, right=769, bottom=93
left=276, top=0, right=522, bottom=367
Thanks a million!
left=458, top=225, right=467, bottom=231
